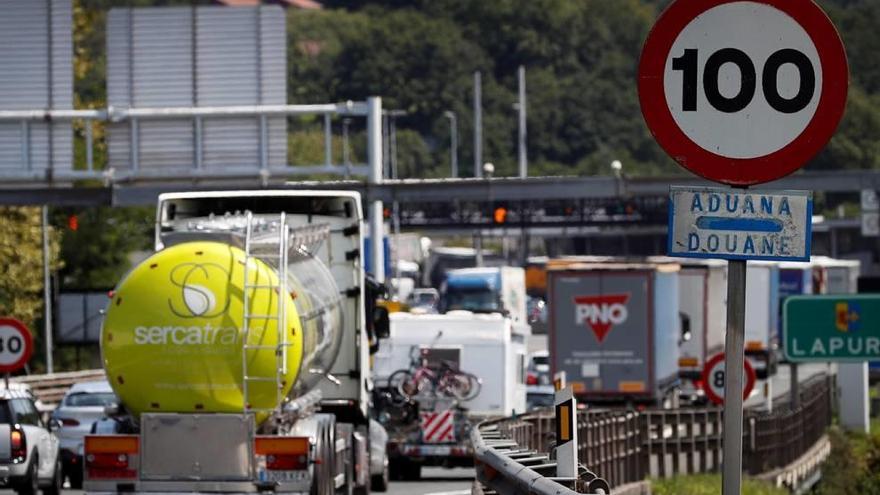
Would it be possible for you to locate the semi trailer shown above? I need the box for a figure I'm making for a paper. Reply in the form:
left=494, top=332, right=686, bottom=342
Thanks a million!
left=84, top=190, right=388, bottom=495
left=547, top=262, right=681, bottom=406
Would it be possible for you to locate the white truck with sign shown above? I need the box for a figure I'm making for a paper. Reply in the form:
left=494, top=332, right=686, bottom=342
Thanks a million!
left=547, top=262, right=681, bottom=406
left=372, top=312, right=527, bottom=479
left=83, top=191, right=389, bottom=495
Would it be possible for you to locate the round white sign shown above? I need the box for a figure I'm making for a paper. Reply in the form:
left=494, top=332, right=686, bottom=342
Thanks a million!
left=702, top=352, right=756, bottom=405
left=0, top=322, right=30, bottom=370
left=663, top=2, right=821, bottom=159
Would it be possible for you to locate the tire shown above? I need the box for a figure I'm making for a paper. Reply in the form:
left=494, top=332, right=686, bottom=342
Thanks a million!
left=402, top=461, right=421, bottom=481
left=389, top=370, right=419, bottom=399
left=14, top=454, right=38, bottom=495
left=42, top=458, right=62, bottom=495
left=456, top=372, right=482, bottom=401
left=371, top=463, right=389, bottom=492
left=68, top=465, right=83, bottom=490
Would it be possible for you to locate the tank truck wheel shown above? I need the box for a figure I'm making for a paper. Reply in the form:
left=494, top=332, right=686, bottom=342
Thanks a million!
left=311, top=417, right=335, bottom=495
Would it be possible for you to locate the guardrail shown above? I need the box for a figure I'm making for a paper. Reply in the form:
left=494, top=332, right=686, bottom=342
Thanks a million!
left=472, top=374, right=833, bottom=494
left=472, top=414, right=611, bottom=494
left=11, top=368, right=106, bottom=407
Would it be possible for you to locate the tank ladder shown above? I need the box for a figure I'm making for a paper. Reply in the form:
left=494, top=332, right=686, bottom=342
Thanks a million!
left=240, top=211, right=290, bottom=415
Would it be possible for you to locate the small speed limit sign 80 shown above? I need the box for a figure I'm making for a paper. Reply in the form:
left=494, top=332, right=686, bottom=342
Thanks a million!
left=701, top=352, right=756, bottom=406
left=0, top=318, right=33, bottom=374
left=639, top=0, right=848, bottom=186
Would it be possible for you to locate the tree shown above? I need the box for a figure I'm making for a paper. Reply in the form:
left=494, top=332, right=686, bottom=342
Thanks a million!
left=0, top=208, right=62, bottom=333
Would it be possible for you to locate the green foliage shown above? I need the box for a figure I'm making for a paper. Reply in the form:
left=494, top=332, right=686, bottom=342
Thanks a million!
left=813, top=426, right=880, bottom=495
left=53, top=207, right=153, bottom=290
left=0, top=208, right=62, bottom=331
left=651, top=474, right=788, bottom=495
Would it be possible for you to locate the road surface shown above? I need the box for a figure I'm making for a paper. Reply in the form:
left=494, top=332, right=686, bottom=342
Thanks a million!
left=387, top=467, right=475, bottom=495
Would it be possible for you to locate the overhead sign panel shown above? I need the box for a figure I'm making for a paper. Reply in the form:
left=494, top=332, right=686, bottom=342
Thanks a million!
left=784, top=295, right=880, bottom=362
left=668, top=186, right=811, bottom=261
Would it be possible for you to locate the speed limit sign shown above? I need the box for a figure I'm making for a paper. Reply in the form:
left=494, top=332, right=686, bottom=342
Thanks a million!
left=701, top=352, right=756, bottom=406
left=639, top=0, right=848, bottom=186
left=0, top=318, right=33, bottom=373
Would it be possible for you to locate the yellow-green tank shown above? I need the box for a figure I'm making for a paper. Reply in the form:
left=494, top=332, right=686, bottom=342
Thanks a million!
left=102, top=241, right=320, bottom=420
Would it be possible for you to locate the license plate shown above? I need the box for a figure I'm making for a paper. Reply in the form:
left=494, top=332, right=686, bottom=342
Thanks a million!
left=258, top=470, right=308, bottom=482
left=403, top=445, right=451, bottom=456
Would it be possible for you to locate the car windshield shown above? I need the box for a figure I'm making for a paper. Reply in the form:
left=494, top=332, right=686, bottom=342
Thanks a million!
left=64, top=392, right=117, bottom=407
left=445, top=288, right=499, bottom=312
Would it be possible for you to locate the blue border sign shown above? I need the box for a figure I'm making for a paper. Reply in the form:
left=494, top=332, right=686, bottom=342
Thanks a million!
left=668, top=186, right=812, bottom=262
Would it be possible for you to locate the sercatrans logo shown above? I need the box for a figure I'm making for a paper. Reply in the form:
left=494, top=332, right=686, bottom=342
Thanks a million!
left=573, top=293, right=630, bottom=343
left=168, top=263, right=231, bottom=318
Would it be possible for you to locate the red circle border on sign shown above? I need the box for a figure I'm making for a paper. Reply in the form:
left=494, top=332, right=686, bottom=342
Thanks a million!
left=701, top=352, right=756, bottom=406
left=638, top=0, right=849, bottom=186
left=0, top=318, right=33, bottom=374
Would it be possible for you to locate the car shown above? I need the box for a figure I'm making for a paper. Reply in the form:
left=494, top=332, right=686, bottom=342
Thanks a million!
left=406, top=288, right=439, bottom=314
left=51, top=380, right=117, bottom=489
left=0, top=383, right=50, bottom=415
left=0, top=390, right=62, bottom=495
left=369, top=419, right=389, bottom=492
left=527, top=350, right=551, bottom=386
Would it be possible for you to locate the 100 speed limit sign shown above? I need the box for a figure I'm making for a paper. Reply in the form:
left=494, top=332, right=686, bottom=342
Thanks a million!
left=639, top=0, right=848, bottom=186
left=0, top=318, right=33, bottom=373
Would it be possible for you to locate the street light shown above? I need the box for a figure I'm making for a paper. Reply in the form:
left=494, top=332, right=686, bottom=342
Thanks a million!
left=444, top=111, right=458, bottom=178
left=483, top=162, right=495, bottom=179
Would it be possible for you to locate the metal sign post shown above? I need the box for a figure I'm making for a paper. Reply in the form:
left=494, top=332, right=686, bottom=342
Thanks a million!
left=722, top=260, right=746, bottom=494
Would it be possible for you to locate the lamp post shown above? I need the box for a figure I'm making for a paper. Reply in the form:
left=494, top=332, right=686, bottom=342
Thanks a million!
left=444, top=111, right=458, bottom=178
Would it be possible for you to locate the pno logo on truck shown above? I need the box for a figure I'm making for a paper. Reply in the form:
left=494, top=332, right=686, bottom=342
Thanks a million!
left=573, top=294, right=630, bottom=343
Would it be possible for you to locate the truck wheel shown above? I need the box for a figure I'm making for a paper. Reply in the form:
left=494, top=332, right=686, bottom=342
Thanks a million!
left=371, top=463, right=389, bottom=492
left=312, top=417, right=336, bottom=495
left=42, top=459, right=62, bottom=495
left=403, top=461, right=421, bottom=481
left=68, top=466, right=83, bottom=490
left=14, top=454, right=38, bottom=495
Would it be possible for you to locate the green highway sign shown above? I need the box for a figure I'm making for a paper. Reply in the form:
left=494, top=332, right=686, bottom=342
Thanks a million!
left=783, top=295, right=880, bottom=362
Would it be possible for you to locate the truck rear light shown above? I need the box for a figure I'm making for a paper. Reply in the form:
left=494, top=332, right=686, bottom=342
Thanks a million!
left=10, top=428, right=26, bottom=462
left=746, top=341, right=764, bottom=351
left=255, top=436, right=310, bottom=470
left=84, top=435, right=139, bottom=480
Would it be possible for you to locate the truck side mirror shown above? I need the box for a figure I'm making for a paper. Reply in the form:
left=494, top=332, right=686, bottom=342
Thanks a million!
left=374, top=307, right=390, bottom=339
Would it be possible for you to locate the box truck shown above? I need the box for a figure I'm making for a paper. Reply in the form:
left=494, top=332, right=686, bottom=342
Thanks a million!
left=650, top=258, right=727, bottom=401
left=547, top=262, right=681, bottom=406
left=84, top=191, right=388, bottom=494
left=745, top=262, right=780, bottom=378
left=372, top=312, right=527, bottom=479
left=439, top=267, right=528, bottom=325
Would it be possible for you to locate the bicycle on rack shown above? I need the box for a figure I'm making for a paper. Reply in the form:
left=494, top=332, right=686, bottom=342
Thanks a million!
left=387, top=340, right=481, bottom=403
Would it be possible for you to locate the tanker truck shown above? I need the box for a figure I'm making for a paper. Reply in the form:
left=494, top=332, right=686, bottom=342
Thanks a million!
left=83, top=190, right=389, bottom=495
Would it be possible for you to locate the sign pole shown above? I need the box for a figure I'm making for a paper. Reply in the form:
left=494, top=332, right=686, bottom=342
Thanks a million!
left=722, top=259, right=747, bottom=495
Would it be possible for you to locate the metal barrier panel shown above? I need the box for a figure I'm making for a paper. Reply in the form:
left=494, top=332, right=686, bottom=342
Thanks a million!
left=106, top=6, right=286, bottom=174
left=0, top=0, right=72, bottom=177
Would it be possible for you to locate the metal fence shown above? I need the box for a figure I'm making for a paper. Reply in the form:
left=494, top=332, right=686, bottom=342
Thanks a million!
left=473, top=374, right=833, bottom=494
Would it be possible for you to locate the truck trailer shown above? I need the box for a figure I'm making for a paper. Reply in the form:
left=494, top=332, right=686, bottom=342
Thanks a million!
left=372, top=312, right=527, bottom=479
left=84, top=191, right=388, bottom=495
left=547, top=262, right=681, bottom=406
